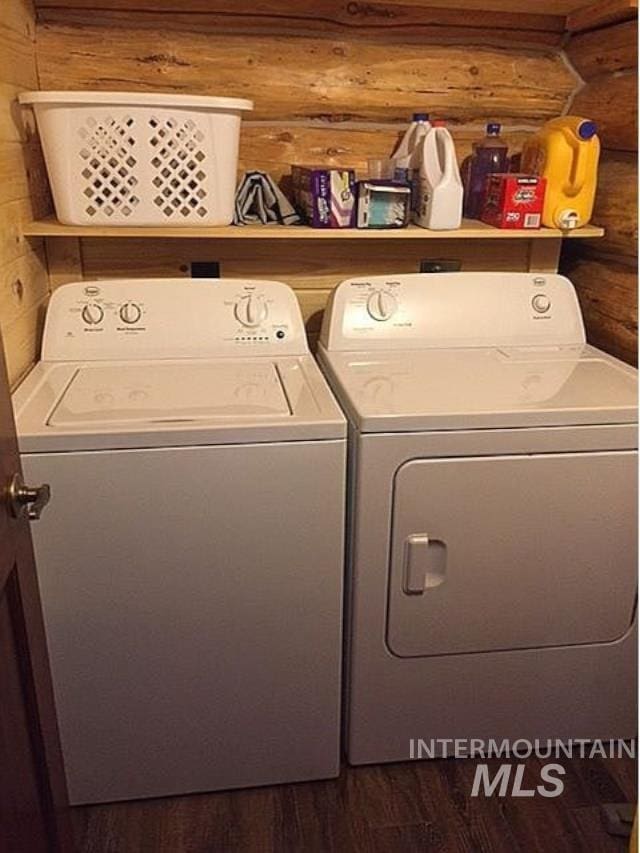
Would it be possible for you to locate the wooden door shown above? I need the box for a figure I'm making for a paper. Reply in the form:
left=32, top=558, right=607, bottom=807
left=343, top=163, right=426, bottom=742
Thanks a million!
left=0, top=335, right=74, bottom=852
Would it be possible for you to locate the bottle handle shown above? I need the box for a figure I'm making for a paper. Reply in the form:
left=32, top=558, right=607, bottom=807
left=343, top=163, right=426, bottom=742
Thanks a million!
left=566, top=128, right=588, bottom=196
left=432, top=128, right=454, bottom=187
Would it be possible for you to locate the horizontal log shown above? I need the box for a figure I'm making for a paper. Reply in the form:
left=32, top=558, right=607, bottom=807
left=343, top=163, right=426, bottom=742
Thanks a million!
left=566, top=19, right=638, bottom=78
left=36, top=5, right=564, bottom=47
left=238, top=125, right=531, bottom=183
left=571, top=71, right=637, bottom=150
left=589, top=150, right=637, bottom=258
left=35, top=23, right=578, bottom=124
left=31, top=0, right=596, bottom=18
left=567, top=0, right=637, bottom=33
left=342, top=0, right=584, bottom=10
left=563, top=254, right=637, bottom=364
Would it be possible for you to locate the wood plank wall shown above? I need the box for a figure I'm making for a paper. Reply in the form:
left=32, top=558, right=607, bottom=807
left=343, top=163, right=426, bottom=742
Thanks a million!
left=28, top=3, right=580, bottom=342
left=0, top=0, right=52, bottom=387
left=563, top=13, right=638, bottom=364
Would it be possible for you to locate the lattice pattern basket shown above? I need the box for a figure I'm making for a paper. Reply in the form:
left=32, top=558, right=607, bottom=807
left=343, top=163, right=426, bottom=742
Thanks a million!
left=19, top=91, right=253, bottom=226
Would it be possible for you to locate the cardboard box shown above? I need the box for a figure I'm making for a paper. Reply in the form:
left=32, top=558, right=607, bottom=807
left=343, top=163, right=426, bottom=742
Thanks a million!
left=356, top=180, right=411, bottom=229
left=480, top=173, right=546, bottom=229
left=291, top=166, right=356, bottom=228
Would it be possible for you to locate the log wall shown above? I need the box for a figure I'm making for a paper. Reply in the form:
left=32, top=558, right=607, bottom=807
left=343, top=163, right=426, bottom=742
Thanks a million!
left=1, top=2, right=636, bottom=372
left=563, top=14, right=637, bottom=364
left=27, top=4, right=581, bottom=343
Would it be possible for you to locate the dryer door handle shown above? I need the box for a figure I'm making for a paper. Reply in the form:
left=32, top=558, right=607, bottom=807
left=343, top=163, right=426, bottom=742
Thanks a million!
left=403, top=534, right=447, bottom=594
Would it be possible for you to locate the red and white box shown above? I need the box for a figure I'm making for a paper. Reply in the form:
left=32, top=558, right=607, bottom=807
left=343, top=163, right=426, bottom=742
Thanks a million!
left=480, top=173, right=546, bottom=229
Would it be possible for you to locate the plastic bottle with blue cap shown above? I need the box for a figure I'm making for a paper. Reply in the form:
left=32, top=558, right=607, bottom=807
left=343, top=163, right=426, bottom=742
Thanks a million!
left=462, top=122, right=509, bottom=220
left=390, top=113, right=431, bottom=184
left=414, top=120, right=464, bottom=230
left=522, top=116, right=600, bottom=229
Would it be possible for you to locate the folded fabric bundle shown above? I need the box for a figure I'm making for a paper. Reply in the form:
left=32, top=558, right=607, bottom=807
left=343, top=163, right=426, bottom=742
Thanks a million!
left=234, top=171, right=301, bottom=226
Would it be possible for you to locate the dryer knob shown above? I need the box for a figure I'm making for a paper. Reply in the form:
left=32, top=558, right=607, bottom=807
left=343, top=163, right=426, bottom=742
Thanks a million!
left=532, top=293, right=551, bottom=314
left=367, top=290, right=397, bottom=322
left=234, top=295, right=268, bottom=328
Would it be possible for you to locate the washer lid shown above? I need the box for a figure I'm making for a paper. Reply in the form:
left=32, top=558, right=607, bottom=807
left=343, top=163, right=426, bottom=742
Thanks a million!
left=13, top=355, right=346, bottom=451
left=48, top=362, right=291, bottom=426
left=321, top=344, right=638, bottom=432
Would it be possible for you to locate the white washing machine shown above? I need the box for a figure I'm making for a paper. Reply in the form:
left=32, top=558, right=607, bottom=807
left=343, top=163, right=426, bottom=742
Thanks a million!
left=13, top=278, right=346, bottom=803
left=317, top=272, right=637, bottom=765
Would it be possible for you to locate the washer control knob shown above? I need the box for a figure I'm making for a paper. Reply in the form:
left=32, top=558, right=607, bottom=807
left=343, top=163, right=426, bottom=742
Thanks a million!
left=367, top=290, right=397, bottom=322
left=119, top=302, right=142, bottom=324
left=234, top=294, right=268, bottom=328
left=81, top=303, right=104, bottom=325
left=532, top=293, right=551, bottom=314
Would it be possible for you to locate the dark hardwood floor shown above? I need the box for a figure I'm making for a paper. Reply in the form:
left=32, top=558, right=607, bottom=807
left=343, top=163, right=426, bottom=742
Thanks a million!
left=72, top=755, right=636, bottom=852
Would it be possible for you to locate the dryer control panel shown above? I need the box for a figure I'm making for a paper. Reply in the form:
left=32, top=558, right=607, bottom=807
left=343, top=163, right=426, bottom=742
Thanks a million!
left=319, top=273, right=586, bottom=351
left=42, top=279, right=309, bottom=361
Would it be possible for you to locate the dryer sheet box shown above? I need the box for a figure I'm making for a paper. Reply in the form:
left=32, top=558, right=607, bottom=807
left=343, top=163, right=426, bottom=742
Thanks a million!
left=291, top=166, right=356, bottom=228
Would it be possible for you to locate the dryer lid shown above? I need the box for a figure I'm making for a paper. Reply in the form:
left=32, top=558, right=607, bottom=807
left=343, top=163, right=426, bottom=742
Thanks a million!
left=321, top=345, right=638, bottom=431
left=47, top=362, right=291, bottom=426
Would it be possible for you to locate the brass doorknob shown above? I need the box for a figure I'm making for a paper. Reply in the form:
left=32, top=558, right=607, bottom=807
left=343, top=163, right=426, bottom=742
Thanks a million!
left=7, top=473, right=51, bottom=521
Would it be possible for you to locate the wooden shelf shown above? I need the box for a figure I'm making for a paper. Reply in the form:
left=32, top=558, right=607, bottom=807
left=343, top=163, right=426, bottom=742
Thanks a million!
left=24, top=217, right=604, bottom=241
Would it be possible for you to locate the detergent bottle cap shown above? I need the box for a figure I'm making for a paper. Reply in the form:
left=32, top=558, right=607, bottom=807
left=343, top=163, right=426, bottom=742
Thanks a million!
left=578, top=120, right=597, bottom=140
left=413, top=112, right=430, bottom=122
left=432, top=119, right=446, bottom=127
left=487, top=122, right=501, bottom=135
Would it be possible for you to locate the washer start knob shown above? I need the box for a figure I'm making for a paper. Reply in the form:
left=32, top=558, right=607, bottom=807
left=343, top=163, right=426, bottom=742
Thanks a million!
left=234, top=294, right=268, bottom=328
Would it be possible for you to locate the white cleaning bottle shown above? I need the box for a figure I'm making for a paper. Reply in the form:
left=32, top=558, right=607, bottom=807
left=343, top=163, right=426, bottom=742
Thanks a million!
left=414, top=121, right=463, bottom=230
left=391, top=113, right=431, bottom=182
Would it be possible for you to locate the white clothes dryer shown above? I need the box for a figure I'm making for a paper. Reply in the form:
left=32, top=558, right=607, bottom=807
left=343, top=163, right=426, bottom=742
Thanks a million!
left=318, top=272, right=637, bottom=765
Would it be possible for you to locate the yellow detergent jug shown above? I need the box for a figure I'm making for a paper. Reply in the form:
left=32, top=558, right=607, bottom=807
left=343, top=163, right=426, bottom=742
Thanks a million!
left=522, top=116, right=600, bottom=229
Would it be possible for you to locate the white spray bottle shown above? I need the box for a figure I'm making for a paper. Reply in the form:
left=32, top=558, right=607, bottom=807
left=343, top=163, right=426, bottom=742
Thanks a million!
left=414, top=121, right=463, bottom=230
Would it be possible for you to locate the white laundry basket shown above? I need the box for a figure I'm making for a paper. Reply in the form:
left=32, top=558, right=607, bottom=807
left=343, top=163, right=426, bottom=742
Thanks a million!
left=19, top=91, right=253, bottom=226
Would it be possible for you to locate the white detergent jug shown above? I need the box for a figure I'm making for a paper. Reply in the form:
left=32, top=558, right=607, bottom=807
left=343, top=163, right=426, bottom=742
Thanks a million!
left=390, top=113, right=431, bottom=181
left=414, top=123, right=463, bottom=230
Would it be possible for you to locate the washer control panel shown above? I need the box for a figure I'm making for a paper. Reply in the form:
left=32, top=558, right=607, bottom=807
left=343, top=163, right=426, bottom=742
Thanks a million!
left=319, top=273, right=585, bottom=351
left=42, top=279, right=308, bottom=361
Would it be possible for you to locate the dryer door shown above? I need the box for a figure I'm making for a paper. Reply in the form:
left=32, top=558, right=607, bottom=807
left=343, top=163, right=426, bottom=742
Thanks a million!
left=387, top=451, right=637, bottom=657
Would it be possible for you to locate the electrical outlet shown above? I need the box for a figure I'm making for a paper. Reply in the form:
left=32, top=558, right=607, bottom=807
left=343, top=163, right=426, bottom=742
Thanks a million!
left=190, top=261, right=220, bottom=278
left=420, top=259, right=462, bottom=273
